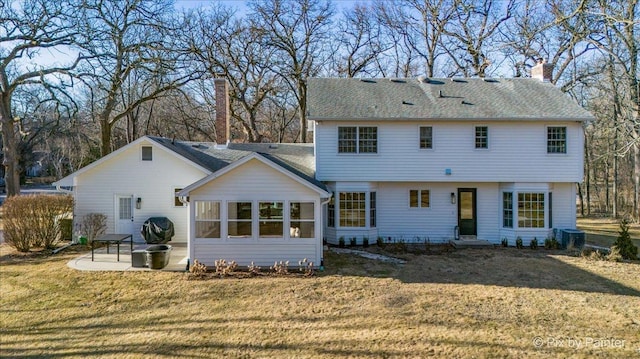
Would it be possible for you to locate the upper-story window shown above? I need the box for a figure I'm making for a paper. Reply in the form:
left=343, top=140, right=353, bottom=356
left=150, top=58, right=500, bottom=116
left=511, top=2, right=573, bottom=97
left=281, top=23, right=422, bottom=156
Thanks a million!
left=547, top=127, right=566, bottom=153
left=419, top=126, right=433, bottom=149
left=338, top=126, right=377, bottom=153
left=475, top=126, right=488, bottom=149
left=141, top=146, right=153, bottom=160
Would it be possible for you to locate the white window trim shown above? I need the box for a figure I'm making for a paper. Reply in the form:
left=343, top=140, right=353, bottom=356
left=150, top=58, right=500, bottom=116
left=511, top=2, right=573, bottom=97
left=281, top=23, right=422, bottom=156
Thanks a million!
left=545, top=125, right=568, bottom=155
left=141, top=145, right=153, bottom=161
left=408, top=189, right=431, bottom=209
left=173, top=187, right=186, bottom=207
left=418, top=125, right=434, bottom=150
left=193, top=200, right=222, bottom=239
left=337, top=126, right=379, bottom=155
left=474, top=125, right=489, bottom=150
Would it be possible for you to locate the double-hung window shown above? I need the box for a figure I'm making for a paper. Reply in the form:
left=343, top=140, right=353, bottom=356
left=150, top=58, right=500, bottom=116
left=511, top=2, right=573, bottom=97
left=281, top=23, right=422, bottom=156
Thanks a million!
left=369, top=192, right=377, bottom=227
left=547, top=127, right=566, bottom=153
left=194, top=201, right=221, bottom=238
left=259, top=202, right=283, bottom=238
left=290, top=202, right=315, bottom=238
left=517, top=193, right=545, bottom=228
left=419, top=126, right=433, bottom=149
left=228, top=202, right=252, bottom=237
left=475, top=126, right=488, bottom=149
left=338, top=127, right=377, bottom=153
left=502, top=192, right=513, bottom=228
left=339, top=192, right=366, bottom=227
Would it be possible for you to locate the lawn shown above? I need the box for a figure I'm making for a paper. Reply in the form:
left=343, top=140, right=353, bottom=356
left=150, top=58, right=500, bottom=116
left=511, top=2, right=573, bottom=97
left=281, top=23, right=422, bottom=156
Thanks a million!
left=1, top=243, right=639, bottom=358
left=577, top=217, right=640, bottom=248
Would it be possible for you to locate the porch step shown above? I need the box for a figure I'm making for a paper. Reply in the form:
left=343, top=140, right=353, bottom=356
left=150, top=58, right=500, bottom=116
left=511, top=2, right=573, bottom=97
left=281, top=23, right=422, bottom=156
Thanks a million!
left=449, top=239, right=494, bottom=249
left=458, top=235, right=477, bottom=241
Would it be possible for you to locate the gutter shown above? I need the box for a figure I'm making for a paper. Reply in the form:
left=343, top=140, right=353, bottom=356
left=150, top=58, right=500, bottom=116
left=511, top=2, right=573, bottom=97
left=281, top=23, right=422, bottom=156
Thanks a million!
left=55, top=185, right=73, bottom=194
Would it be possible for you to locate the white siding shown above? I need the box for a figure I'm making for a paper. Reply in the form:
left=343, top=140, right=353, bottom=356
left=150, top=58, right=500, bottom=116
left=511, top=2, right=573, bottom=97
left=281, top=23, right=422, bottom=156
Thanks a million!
left=376, top=182, right=500, bottom=243
left=551, top=182, right=577, bottom=229
left=189, top=158, right=323, bottom=267
left=315, top=120, right=583, bottom=182
left=73, top=140, right=208, bottom=243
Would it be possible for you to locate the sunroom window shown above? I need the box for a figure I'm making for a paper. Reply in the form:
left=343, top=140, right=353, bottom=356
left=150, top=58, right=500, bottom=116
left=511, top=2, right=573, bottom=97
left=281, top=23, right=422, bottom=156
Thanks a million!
left=228, top=202, right=252, bottom=237
left=290, top=202, right=315, bottom=238
left=259, top=202, right=283, bottom=238
left=194, top=201, right=220, bottom=238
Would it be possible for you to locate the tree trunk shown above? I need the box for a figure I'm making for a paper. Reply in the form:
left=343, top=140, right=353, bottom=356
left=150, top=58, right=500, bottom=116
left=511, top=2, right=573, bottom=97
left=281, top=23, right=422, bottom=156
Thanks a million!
left=298, top=79, right=307, bottom=143
left=635, top=143, right=640, bottom=222
left=0, top=95, right=20, bottom=197
left=100, top=118, right=113, bottom=156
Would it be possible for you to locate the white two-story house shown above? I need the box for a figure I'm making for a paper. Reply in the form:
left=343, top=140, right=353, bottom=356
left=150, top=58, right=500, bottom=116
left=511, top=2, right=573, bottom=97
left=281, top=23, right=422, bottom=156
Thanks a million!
left=56, top=62, right=591, bottom=267
left=308, top=63, right=591, bottom=246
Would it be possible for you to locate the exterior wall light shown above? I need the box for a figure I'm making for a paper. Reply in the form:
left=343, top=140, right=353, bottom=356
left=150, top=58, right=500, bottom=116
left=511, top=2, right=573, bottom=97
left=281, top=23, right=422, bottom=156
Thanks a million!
left=450, top=192, right=456, bottom=204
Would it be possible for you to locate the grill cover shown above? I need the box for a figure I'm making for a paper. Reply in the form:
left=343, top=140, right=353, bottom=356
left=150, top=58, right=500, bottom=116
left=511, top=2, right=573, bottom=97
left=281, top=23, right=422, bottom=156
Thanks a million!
left=141, top=217, right=175, bottom=244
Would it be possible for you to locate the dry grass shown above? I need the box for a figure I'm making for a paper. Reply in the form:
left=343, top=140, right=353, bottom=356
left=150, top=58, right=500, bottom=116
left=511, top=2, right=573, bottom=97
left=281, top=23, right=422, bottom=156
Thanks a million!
left=578, top=217, right=640, bottom=248
left=1, top=243, right=639, bottom=358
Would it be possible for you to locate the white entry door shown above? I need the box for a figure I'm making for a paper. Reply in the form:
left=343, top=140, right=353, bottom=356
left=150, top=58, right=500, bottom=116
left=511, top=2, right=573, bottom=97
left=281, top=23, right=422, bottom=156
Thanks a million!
left=116, top=195, right=135, bottom=235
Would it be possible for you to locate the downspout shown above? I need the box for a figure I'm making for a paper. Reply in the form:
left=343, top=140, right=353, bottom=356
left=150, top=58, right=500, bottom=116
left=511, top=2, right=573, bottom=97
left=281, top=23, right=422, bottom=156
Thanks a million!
left=319, top=192, right=333, bottom=271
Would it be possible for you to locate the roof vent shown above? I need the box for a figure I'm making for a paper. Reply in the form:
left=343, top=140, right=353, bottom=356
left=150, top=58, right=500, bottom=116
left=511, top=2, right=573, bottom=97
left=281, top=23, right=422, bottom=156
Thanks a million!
left=438, top=90, right=443, bottom=98
left=360, top=78, right=377, bottom=83
left=402, top=100, right=413, bottom=105
left=390, top=78, right=406, bottom=83
left=268, top=144, right=279, bottom=149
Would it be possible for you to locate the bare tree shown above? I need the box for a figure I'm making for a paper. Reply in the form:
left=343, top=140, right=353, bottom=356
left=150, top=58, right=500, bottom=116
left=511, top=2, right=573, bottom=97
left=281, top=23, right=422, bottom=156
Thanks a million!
left=398, top=0, right=456, bottom=77
left=585, top=0, right=639, bottom=220
left=0, top=0, right=84, bottom=196
left=441, top=0, right=515, bottom=77
left=333, top=3, right=389, bottom=78
left=249, top=0, right=334, bottom=143
left=78, top=0, right=197, bottom=156
left=186, top=5, right=280, bottom=143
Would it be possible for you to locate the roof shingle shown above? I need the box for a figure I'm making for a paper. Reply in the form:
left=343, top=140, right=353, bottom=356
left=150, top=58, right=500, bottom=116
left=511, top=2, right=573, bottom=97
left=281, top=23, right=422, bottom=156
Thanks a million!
left=307, top=77, right=593, bottom=121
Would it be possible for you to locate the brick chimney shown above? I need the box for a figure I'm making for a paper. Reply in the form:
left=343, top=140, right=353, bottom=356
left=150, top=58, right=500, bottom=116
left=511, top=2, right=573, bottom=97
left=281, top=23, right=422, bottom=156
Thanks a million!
left=531, top=58, right=553, bottom=82
left=214, top=78, right=230, bottom=147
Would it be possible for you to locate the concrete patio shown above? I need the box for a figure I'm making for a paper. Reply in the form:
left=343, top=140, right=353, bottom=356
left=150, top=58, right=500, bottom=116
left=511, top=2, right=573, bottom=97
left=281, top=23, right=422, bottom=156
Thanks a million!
left=67, top=243, right=188, bottom=272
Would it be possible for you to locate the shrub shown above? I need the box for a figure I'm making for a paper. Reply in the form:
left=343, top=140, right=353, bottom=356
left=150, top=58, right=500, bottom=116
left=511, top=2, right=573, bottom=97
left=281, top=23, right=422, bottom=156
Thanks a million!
left=530, top=237, right=538, bottom=249
left=270, top=260, right=289, bottom=275
left=338, top=236, right=345, bottom=248
left=606, top=246, right=622, bottom=262
left=214, top=259, right=237, bottom=276
left=376, top=237, right=384, bottom=247
left=544, top=237, right=559, bottom=250
left=81, top=213, right=107, bottom=244
left=298, top=258, right=314, bottom=276
left=515, top=237, right=523, bottom=249
left=3, top=194, right=74, bottom=252
left=248, top=261, right=262, bottom=275
left=362, top=237, right=369, bottom=247
left=501, top=237, right=508, bottom=247
left=189, top=259, right=208, bottom=277
left=581, top=247, right=605, bottom=261
left=349, top=237, right=357, bottom=247
left=612, top=219, right=638, bottom=260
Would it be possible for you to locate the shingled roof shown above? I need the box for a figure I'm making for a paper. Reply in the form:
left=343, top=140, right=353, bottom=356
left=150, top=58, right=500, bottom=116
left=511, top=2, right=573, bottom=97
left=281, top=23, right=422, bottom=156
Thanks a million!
left=148, top=137, right=325, bottom=191
left=307, top=77, right=593, bottom=121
